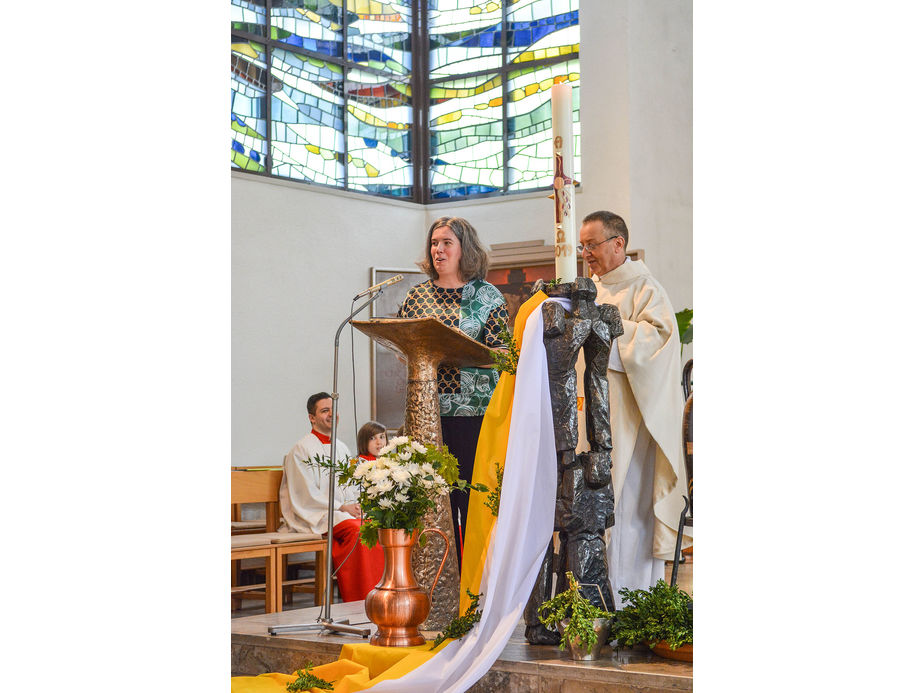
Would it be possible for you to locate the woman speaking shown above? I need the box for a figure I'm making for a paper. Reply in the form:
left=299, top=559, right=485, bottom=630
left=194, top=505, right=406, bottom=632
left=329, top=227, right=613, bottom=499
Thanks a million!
left=398, top=217, right=508, bottom=565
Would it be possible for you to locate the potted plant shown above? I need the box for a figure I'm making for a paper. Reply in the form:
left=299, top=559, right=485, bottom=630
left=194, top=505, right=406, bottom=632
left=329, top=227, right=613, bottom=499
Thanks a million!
left=610, top=579, right=693, bottom=662
left=538, top=571, right=615, bottom=660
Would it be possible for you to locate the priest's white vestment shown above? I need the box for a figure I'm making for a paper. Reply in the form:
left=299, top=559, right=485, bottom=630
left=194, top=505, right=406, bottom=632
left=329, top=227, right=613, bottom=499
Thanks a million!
left=577, top=258, right=691, bottom=601
left=279, top=432, right=358, bottom=535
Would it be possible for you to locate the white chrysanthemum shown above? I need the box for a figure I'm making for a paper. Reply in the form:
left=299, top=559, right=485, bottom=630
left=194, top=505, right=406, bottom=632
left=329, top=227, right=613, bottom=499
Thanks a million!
left=365, top=484, right=380, bottom=497
left=394, top=491, right=409, bottom=503
left=391, top=435, right=409, bottom=447
left=353, top=460, right=374, bottom=479
left=404, top=462, right=422, bottom=476
left=421, top=478, right=434, bottom=490
left=369, top=468, right=390, bottom=483
left=432, top=474, right=446, bottom=488
left=391, top=468, right=411, bottom=486
left=398, top=450, right=412, bottom=461
left=381, top=457, right=398, bottom=469
left=421, top=463, right=435, bottom=475
left=410, top=441, right=427, bottom=454
left=374, top=478, right=394, bottom=495
left=379, top=439, right=399, bottom=456
left=378, top=497, right=394, bottom=509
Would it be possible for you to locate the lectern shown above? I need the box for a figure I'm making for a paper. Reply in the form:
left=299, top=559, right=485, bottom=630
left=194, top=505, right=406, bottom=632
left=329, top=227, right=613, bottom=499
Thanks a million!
left=351, top=317, right=496, bottom=631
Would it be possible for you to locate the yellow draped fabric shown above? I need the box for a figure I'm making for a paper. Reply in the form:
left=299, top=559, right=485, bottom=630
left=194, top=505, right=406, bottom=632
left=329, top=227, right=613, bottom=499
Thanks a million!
left=232, top=289, right=550, bottom=691
left=231, top=641, right=453, bottom=693
left=458, top=290, right=548, bottom=611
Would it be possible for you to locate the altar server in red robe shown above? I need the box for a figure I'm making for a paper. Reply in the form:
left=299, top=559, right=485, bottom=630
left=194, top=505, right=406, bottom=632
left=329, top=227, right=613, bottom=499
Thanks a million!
left=279, top=392, right=384, bottom=602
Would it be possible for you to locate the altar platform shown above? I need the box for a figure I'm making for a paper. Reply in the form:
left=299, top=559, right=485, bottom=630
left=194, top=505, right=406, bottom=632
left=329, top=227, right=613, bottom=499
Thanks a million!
left=232, top=600, right=692, bottom=692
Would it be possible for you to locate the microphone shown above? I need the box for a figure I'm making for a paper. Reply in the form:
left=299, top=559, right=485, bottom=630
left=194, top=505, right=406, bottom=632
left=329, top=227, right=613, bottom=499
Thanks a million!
left=353, top=274, right=404, bottom=301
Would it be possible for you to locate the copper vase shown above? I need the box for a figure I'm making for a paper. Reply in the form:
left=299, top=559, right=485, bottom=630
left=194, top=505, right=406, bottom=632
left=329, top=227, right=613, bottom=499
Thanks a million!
left=365, top=527, right=449, bottom=647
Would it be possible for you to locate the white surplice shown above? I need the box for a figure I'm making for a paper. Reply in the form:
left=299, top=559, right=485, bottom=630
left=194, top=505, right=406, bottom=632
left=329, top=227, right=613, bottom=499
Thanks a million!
left=278, top=432, right=358, bottom=535
left=577, top=258, right=691, bottom=601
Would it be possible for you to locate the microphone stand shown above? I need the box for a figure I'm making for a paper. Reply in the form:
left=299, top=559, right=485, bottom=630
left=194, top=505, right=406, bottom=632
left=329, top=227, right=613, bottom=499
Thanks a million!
left=268, top=289, right=383, bottom=637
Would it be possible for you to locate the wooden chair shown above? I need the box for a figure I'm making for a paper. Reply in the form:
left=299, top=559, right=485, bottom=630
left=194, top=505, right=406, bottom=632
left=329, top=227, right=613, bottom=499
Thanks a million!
left=230, top=468, right=328, bottom=612
left=231, top=468, right=283, bottom=611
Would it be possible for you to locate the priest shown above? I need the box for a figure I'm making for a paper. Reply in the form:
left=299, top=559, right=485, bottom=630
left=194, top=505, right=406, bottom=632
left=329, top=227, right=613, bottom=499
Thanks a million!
left=278, top=391, right=384, bottom=602
left=576, top=211, right=691, bottom=602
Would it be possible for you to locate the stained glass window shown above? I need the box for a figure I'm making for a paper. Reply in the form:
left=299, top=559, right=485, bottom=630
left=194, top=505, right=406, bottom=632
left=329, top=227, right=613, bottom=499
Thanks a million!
left=231, top=38, right=268, bottom=172
left=231, top=1, right=579, bottom=201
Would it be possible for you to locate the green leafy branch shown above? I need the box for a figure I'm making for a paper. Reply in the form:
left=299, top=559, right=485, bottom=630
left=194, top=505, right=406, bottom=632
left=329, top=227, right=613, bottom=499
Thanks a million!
left=675, top=308, right=692, bottom=357
left=538, top=572, right=614, bottom=651
left=431, top=589, right=483, bottom=649
left=483, top=462, right=504, bottom=517
left=286, top=662, right=333, bottom=692
left=610, top=579, right=692, bottom=651
left=491, top=325, right=520, bottom=376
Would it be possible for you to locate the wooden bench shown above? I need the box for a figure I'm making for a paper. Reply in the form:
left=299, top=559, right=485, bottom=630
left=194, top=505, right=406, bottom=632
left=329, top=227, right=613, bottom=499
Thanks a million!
left=231, top=468, right=328, bottom=612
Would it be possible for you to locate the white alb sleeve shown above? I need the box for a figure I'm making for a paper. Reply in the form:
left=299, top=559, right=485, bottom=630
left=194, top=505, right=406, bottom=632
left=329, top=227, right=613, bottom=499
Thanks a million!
left=608, top=339, right=626, bottom=373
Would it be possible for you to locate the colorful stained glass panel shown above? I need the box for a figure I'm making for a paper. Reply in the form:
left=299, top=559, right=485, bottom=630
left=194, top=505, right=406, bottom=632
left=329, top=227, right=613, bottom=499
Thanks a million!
left=232, top=0, right=266, bottom=36
left=270, top=0, right=343, bottom=58
left=506, top=59, right=580, bottom=191
left=270, top=48, right=345, bottom=185
left=232, top=39, right=268, bottom=172
left=346, top=68, right=413, bottom=197
left=429, top=73, right=504, bottom=197
left=429, top=0, right=503, bottom=78
left=506, top=0, right=579, bottom=64
left=346, top=1, right=412, bottom=76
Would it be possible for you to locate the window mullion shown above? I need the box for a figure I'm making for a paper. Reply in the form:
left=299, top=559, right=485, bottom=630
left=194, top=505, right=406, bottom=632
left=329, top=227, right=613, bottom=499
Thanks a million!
left=413, top=0, right=430, bottom=202
left=262, top=1, right=272, bottom=176
left=341, top=5, right=349, bottom=191
left=501, top=1, right=509, bottom=192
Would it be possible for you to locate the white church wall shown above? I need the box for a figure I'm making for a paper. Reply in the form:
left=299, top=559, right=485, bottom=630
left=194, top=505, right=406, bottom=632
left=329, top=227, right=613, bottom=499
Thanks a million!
left=231, top=0, right=693, bottom=466
left=626, top=0, right=694, bottom=321
left=232, top=174, right=424, bottom=466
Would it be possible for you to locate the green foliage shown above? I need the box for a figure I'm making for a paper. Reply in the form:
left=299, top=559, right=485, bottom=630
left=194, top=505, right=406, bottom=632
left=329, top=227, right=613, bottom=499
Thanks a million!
left=546, top=278, right=563, bottom=287
left=430, top=589, right=483, bottom=649
left=610, top=579, right=693, bottom=651
left=308, top=437, right=487, bottom=548
left=675, top=308, right=693, bottom=345
left=286, top=662, right=333, bottom=692
left=538, top=572, right=615, bottom=651
left=483, top=462, right=504, bottom=517
left=490, top=325, right=520, bottom=376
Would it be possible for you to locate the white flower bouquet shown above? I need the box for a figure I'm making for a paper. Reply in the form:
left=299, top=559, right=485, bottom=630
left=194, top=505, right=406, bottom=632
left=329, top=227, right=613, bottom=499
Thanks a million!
left=322, top=436, right=487, bottom=548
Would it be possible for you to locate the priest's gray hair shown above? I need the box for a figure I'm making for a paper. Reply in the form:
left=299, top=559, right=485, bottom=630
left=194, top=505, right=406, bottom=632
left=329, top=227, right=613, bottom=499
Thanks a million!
left=583, top=210, right=629, bottom=248
left=418, top=216, right=489, bottom=282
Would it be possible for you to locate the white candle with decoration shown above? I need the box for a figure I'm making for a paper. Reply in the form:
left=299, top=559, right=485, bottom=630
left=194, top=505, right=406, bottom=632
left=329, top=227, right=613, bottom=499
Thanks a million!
left=551, top=82, right=577, bottom=283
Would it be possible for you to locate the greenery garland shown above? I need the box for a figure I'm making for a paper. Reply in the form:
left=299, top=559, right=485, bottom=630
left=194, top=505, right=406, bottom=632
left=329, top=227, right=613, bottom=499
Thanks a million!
left=286, top=662, right=333, bottom=692
left=490, top=325, right=520, bottom=376
left=483, top=462, right=504, bottom=517
left=430, top=589, right=483, bottom=650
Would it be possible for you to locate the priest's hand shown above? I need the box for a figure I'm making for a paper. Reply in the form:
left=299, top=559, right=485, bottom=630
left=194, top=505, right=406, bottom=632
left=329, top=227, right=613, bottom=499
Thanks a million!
left=339, top=502, right=362, bottom=518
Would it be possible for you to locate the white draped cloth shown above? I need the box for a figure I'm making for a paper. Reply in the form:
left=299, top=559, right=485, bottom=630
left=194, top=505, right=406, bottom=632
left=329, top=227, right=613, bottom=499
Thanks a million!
left=278, top=432, right=358, bottom=535
left=367, top=300, right=558, bottom=693
left=577, top=258, right=691, bottom=601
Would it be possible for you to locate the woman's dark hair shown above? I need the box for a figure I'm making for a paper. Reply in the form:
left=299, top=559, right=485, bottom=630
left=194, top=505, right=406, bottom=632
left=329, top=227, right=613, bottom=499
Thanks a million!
left=418, top=216, right=490, bottom=282
left=356, top=420, right=387, bottom=455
